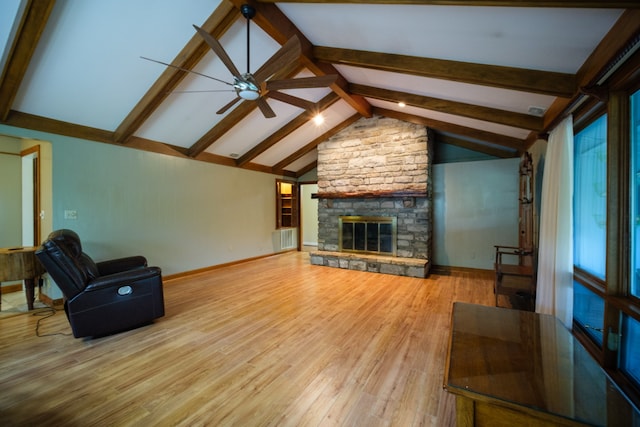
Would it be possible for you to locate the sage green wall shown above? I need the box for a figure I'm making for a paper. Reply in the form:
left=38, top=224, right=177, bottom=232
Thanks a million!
left=433, top=157, right=520, bottom=269
left=0, top=125, right=283, bottom=282
left=0, top=137, right=21, bottom=247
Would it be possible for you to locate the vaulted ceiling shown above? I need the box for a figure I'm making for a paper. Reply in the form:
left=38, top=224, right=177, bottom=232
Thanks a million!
left=1, top=1, right=639, bottom=178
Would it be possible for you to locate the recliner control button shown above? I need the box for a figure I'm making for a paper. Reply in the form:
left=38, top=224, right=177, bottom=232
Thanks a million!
left=118, top=285, right=133, bottom=296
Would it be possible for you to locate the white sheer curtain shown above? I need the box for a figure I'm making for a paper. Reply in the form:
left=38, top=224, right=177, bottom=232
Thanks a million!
left=536, top=116, right=574, bottom=328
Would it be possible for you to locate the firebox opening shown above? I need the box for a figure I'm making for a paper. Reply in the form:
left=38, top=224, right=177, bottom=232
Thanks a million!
left=339, top=216, right=397, bottom=256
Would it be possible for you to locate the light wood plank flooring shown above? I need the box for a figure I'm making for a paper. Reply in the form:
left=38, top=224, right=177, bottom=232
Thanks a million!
left=0, top=251, right=493, bottom=426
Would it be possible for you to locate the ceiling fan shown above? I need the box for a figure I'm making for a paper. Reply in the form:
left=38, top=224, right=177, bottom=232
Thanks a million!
left=143, top=4, right=337, bottom=119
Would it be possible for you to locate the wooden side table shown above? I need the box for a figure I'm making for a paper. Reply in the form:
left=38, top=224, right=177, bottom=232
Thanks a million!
left=0, top=247, right=45, bottom=310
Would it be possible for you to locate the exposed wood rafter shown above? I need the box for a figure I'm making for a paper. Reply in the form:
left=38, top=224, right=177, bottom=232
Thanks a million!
left=350, top=84, right=544, bottom=131
left=236, top=92, right=341, bottom=166
left=258, top=0, right=639, bottom=7
left=187, top=60, right=306, bottom=158
left=273, top=113, right=362, bottom=171
left=435, top=132, right=518, bottom=159
left=231, top=0, right=372, bottom=118
left=315, top=46, right=576, bottom=98
left=114, top=2, right=238, bottom=145
left=376, top=107, right=527, bottom=154
left=1, top=1, right=637, bottom=176
left=0, top=0, right=57, bottom=121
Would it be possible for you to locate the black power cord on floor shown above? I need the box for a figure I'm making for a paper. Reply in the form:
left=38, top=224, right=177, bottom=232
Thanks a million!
left=33, top=307, right=72, bottom=337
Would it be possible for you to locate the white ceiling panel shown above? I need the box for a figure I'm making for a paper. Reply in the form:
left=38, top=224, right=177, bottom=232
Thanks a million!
left=205, top=98, right=304, bottom=158
left=0, top=0, right=25, bottom=73
left=283, top=150, right=317, bottom=172
left=252, top=100, right=356, bottom=166
left=136, top=18, right=282, bottom=147
left=2, top=2, right=634, bottom=176
left=12, top=0, right=219, bottom=131
left=278, top=4, right=623, bottom=73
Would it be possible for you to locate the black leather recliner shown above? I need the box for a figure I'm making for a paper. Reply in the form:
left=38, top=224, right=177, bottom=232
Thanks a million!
left=35, top=229, right=165, bottom=338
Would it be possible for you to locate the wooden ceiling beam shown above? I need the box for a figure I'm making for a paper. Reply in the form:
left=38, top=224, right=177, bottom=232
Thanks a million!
left=236, top=92, right=340, bottom=166
left=375, top=107, right=527, bottom=153
left=315, top=46, right=575, bottom=98
left=435, top=132, right=518, bottom=159
left=230, top=0, right=372, bottom=118
left=351, top=84, right=543, bottom=131
left=295, top=160, right=318, bottom=178
left=258, top=0, right=639, bottom=7
left=2, top=110, right=113, bottom=143
left=114, top=2, right=238, bottom=144
left=188, top=99, right=259, bottom=158
left=273, top=113, right=362, bottom=171
left=0, top=0, right=57, bottom=121
left=1, top=110, right=302, bottom=176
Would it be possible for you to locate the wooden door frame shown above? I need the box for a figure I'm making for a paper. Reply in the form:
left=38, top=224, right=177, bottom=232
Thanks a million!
left=20, top=145, right=40, bottom=246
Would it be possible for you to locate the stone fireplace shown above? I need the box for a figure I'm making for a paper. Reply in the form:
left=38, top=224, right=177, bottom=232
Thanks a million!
left=310, top=115, right=432, bottom=278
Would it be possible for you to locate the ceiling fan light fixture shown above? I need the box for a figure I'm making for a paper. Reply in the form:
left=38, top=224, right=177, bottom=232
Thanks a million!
left=238, top=89, right=260, bottom=100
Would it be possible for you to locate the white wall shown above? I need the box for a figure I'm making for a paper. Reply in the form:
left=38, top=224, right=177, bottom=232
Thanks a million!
left=300, top=184, right=318, bottom=246
left=0, top=124, right=285, bottom=300
left=433, top=158, right=520, bottom=269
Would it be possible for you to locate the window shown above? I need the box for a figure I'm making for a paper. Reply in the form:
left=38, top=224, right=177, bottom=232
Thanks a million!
left=573, top=115, right=607, bottom=349
left=631, top=89, right=640, bottom=299
left=574, top=114, right=607, bottom=279
left=573, top=281, right=604, bottom=347
left=621, top=314, right=640, bottom=386
left=571, top=85, right=640, bottom=409
left=621, top=88, right=640, bottom=397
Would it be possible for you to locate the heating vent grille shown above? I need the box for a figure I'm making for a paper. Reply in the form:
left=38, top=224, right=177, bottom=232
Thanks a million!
left=280, top=228, right=296, bottom=250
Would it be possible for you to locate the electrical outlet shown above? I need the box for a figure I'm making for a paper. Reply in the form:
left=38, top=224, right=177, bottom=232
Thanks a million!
left=64, top=210, right=78, bottom=220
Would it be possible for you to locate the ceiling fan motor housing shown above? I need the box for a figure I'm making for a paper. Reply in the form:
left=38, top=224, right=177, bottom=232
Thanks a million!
left=234, top=73, right=260, bottom=100
left=241, top=4, right=256, bottom=20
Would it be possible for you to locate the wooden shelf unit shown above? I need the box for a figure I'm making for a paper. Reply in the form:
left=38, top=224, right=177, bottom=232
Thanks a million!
left=276, top=179, right=298, bottom=229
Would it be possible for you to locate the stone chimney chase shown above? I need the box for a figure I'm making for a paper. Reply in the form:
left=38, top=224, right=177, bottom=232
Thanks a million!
left=310, top=115, right=432, bottom=278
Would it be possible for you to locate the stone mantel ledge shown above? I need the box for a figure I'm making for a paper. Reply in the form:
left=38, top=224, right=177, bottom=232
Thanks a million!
left=312, top=190, right=428, bottom=199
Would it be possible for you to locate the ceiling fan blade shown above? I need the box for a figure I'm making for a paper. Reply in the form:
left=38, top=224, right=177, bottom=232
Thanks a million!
left=216, top=96, right=241, bottom=115
left=140, top=56, right=233, bottom=86
left=266, top=75, right=337, bottom=91
left=256, top=97, right=276, bottom=118
left=267, top=91, right=316, bottom=112
left=253, top=36, right=302, bottom=83
left=193, top=24, right=242, bottom=79
left=172, top=90, right=236, bottom=94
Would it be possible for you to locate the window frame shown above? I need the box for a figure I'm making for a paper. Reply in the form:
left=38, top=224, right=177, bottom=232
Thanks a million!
left=571, top=73, right=640, bottom=409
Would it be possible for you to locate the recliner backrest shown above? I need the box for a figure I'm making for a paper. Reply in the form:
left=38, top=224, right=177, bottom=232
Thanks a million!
left=36, top=229, right=100, bottom=299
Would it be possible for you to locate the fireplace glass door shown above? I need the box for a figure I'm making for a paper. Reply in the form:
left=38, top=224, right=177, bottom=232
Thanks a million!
left=339, top=216, right=397, bottom=256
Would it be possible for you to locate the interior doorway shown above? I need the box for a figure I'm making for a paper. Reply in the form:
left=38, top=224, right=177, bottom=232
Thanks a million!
left=21, top=145, right=40, bottom=246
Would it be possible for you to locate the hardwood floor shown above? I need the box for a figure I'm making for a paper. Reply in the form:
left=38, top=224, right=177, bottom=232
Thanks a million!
left=0, top=251, right=494, bottom=426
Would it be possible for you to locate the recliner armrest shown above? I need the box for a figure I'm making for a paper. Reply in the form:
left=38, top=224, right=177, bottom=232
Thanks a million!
left=96, top=256, right=148, bottom=276
left=85, top=266, right=161, bottom=292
